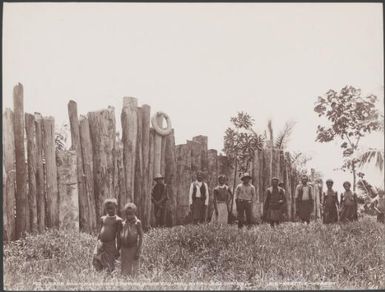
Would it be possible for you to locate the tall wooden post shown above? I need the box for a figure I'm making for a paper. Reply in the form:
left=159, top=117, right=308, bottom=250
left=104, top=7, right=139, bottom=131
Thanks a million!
left=57, top=150, right=79, bottom=230
left=165, top=130, right=177, bottom=226
left=134, top=107, right=143, bottom=218
left=34, top=113, right=46, bottom=232
left=13, top=83, right=28, bottom=238
left=88, top=108, right=116, bottom=219
left=3, top=109, right=16, bottom=241
left=121, top=97, right=137, bottom=203
left=207, top=149, right=218, bottom=223
left=42, top=116, right=59, bottom=228
left=68, top=100, right=88, bottom=232
left=175, top=143, right=192, bottom=224
left=148, top=129, right=156, bottom=227
left=141, top=105, right=151, bottom=229
left=25, top=113, right=38, bottom=233
left=79, top=115, right=97, bottom=231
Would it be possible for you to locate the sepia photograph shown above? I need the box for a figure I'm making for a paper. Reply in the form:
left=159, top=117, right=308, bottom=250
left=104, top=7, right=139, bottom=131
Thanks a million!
left=2, top=2, right=384, bottom=290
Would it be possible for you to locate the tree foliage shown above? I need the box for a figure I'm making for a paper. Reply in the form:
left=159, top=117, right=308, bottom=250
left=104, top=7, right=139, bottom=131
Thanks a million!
left=223, top=112, right=264, bottom=173
left=314, top=85, right=381, bottom=190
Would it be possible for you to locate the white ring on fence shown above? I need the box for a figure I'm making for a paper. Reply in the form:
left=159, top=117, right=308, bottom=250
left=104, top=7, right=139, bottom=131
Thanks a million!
left=151, top=111, right=172, bottom=136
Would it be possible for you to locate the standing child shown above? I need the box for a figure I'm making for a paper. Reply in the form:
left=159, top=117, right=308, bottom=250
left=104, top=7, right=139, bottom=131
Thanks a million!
left=92, top=198, right=122, bottom=273
left=119, top=202, right=144, bottom=277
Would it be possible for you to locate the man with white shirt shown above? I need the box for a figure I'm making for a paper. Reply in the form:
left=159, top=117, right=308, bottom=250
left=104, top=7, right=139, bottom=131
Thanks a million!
left=295, top=175, right=314, bottom=224
left=189, top=171, right=209, bottom=224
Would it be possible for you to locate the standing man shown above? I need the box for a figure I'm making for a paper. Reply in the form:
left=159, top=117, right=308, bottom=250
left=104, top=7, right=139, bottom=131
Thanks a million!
left=295, top=175, right=314, bottom=224
left=235, top=173, right=256, bottom=229
left=373, top=191, right=385, bottom=223
left=189, top=171, right=209, bottom=224
left=263, top=177, right=286, bottom=227
left=151, top=174, right=168, bottom=227
left=322, top=179, right=339, bottom=224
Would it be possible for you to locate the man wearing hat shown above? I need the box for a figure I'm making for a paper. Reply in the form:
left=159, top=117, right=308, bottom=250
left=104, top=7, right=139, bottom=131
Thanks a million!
left=151, top=174, right=168, bottom=227
left=189, top=171, right=209, bottom=224
left=263, top=177, right=286, bottom=227
left=322, top=179, right=339, bottom=224
left=235, top=172, right=256, bottom=228
left=295, top=174, right=314, bottom=224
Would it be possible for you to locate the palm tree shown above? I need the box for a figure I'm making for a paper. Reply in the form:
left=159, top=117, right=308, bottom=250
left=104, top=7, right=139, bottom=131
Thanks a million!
left=357, top=149, right=384, bottom=172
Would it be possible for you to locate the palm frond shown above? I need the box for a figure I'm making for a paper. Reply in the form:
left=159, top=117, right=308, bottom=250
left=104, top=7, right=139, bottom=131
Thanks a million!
left=358, top=149, right=384, bottom=172
left=274, top=120, right=296, bottom=149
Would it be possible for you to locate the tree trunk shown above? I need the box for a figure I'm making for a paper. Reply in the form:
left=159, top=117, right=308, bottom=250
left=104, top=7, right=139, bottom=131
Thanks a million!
left=88, top=108, right=116, bottom=219
left=68, top=100, right=89, bottom=232
left=148, top=129, right=156, bottom=227
left=175, top=143, right=192, bottom=224
left=34, top=113, right=46, bottom=233
left=141, top=105, right=151, bottom=228
left=42, top=116, right=59, bottom=228
left=134, top=107, right=143, bottom=218
left=79, top=115, right=97, bottom=231
left=165, top=130, right=177, bottom=226
left=352, top=161, right=357, bottom=192
left=207, top=149, right=218, bottom=222
left=57, top=150, right=79, bottom=230
left=13, top=83, right=28, bottom=238
left=121, top=97, right=138, bottom=203
left=25, top=113, right=38, bottom=233
left=3, top=109, right=16, bottom=241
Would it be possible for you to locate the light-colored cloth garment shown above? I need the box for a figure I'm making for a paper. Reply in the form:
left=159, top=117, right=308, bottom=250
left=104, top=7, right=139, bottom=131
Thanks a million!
left=295, top=184, right=311, bottom=201
left=235, top=183, right=256, bottom=201
left=188, top=181, right=209, bottom=206
left=210, top=201, right=228, bottom=224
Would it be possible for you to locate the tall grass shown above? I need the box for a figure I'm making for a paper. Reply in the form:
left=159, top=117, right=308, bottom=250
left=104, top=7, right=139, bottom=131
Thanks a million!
left=3, top=217, right=384, bottom=290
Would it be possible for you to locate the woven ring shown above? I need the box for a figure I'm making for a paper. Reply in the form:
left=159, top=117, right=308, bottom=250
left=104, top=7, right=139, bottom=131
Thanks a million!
left=151, top=111, right=172, bottom=136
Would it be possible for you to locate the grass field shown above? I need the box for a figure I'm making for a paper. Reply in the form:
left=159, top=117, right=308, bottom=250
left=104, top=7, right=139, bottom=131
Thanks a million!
left=3, top=217, right=384, bottom=290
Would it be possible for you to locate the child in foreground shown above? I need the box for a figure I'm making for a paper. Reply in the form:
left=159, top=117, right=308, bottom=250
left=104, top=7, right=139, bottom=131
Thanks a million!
left=92, top=198, right=122, bottom=273
left=119, top=202, right=144, bottom=277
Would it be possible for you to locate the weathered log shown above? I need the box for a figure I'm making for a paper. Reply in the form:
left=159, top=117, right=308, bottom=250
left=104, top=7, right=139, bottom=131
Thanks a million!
left=115, top=140, right=125, bottom=217
left=42, top=116, right=59, bottom=228
left=134, top=107, right=143, bottom=218
left=187, top=140, right=202, bottom=176
left=160, top=135, right=167, bottom=177
left=88, top=108, right=116, bottom=219
left=141, top=105, right=151, bottom=229
left=13, top=84, right=28, bottom=238
left=251, top=149, right=264, bottom=222
left=153, top=114, right=164, bottom=177
left=149, top=129, right=156, bottom=227
left=262, top=149, right=272, bottom=205
left=175, top=143, right=192, bottom=224
left=192, top=135, right=208, bottom=172
left=121, top=97, right=138, bottom=203
left=207, top=149, right=218, bottom=222
left=164, top=130, right=177, bottom=226
left=79, top=115, right=97, bottom=231
left=68, top=100, right=88, bottom=232
left=25, top=113, right=38, bottom=233
left=3, top=109, right=16, bottom=241
left=34, top=113, right=46, bottom=232
left=56, top=150, right=79, bottom=230
left=284, top=152, right=293, bottom=220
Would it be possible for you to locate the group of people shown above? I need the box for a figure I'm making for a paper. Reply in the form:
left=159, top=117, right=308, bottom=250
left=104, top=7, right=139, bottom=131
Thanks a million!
left=92, top=170, right=384, bottom=277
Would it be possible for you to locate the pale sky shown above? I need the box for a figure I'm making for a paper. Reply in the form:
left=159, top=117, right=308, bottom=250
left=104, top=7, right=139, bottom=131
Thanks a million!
left=3, top=3, right=384, bottom=193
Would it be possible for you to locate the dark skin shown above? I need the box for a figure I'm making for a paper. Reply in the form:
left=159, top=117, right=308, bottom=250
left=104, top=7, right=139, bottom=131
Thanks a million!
left=152, top=178, right=167, bottom=207
left=190, top=173, right=207, bottom=220
left=124, top=208, right=143, bottom=260
left=97, top=202, right=122, bottom=259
